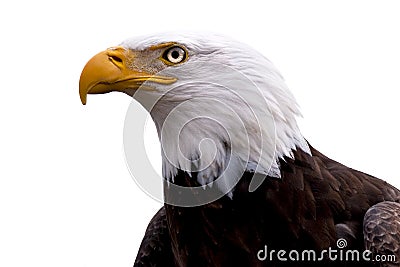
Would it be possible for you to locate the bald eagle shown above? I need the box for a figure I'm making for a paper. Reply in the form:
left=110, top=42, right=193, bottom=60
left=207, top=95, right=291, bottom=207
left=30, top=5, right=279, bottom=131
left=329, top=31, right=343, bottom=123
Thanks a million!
left=79, top=33, right=400, bottom=267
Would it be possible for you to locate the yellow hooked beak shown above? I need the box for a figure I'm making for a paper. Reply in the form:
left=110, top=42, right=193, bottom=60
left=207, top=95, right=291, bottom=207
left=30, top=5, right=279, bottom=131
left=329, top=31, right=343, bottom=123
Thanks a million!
left=79, top=46, right=177, bottom=105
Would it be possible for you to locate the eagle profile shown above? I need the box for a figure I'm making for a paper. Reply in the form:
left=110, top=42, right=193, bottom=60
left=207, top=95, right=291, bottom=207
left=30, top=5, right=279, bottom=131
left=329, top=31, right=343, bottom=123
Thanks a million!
left=79, top=33, right=400, bottom=267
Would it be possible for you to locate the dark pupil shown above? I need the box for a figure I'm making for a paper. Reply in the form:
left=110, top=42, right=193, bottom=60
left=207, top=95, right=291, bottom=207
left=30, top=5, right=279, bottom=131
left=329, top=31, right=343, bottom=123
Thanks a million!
left=171, top=50, right=180, bottom=59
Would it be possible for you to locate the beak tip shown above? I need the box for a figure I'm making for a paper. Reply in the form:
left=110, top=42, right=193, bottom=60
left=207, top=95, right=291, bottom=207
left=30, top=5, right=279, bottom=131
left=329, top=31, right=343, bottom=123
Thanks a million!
left=80, top=93, right=87, bottom=105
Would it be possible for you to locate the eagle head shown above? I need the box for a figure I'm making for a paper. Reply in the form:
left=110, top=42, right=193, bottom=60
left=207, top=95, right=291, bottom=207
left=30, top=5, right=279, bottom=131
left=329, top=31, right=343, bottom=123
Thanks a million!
left=79, top=33, right=310, bottom=198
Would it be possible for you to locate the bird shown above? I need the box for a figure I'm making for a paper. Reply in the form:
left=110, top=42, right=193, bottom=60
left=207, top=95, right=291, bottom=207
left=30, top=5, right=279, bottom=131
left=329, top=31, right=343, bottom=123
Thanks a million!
left=79, top=33, right=400, bottom=267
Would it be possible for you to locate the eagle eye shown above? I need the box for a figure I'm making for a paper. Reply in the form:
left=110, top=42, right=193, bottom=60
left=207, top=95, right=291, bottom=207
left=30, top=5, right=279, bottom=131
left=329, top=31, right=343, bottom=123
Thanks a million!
left=162, top=46, right=187, bottom=65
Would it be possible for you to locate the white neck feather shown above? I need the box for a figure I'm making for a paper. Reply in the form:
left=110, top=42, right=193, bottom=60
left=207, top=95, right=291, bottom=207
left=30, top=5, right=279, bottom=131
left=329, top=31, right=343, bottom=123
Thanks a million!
left=126, top=33, right=311, bottom=195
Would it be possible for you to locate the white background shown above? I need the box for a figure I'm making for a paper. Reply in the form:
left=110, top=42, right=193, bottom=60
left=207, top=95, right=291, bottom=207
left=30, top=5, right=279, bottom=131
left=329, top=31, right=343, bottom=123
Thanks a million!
left=1, top=1, right=399, bottom=266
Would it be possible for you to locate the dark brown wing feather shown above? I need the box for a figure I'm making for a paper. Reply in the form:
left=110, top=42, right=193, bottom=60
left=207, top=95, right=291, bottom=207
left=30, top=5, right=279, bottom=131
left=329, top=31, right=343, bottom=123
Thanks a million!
left=134, top=145, right=400, bottom=266
left=364, top=201, right=400, bottom=267
left=133, top=207, right=175, bottom=267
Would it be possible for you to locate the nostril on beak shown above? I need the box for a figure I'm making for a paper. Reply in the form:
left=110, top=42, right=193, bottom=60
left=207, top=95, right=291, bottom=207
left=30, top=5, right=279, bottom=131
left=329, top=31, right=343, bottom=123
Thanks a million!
left=109, top=55, right=123, bottom=63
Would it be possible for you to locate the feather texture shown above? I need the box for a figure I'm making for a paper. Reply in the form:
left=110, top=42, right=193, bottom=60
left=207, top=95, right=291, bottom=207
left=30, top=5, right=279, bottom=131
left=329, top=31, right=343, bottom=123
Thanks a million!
left=122, top=33, right=310, bottom=191
left=115, top=33, right=400, bottom=266
left=134, top=146, right=400, bottom=266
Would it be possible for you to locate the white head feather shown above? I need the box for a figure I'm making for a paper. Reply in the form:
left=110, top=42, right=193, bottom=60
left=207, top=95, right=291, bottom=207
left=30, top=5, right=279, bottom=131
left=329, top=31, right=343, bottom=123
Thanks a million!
left=121, top=33, right=310, bottom=195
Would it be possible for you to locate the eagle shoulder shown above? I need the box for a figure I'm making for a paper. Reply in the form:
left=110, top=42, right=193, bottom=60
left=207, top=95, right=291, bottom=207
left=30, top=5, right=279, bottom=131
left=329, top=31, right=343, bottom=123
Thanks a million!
left=134, top=207, right=174, bottom=267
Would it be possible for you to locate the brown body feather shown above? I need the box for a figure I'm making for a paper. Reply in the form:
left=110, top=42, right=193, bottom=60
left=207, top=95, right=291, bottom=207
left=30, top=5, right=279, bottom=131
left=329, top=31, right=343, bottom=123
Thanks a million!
left=134, top=146, right=400, bottom=267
